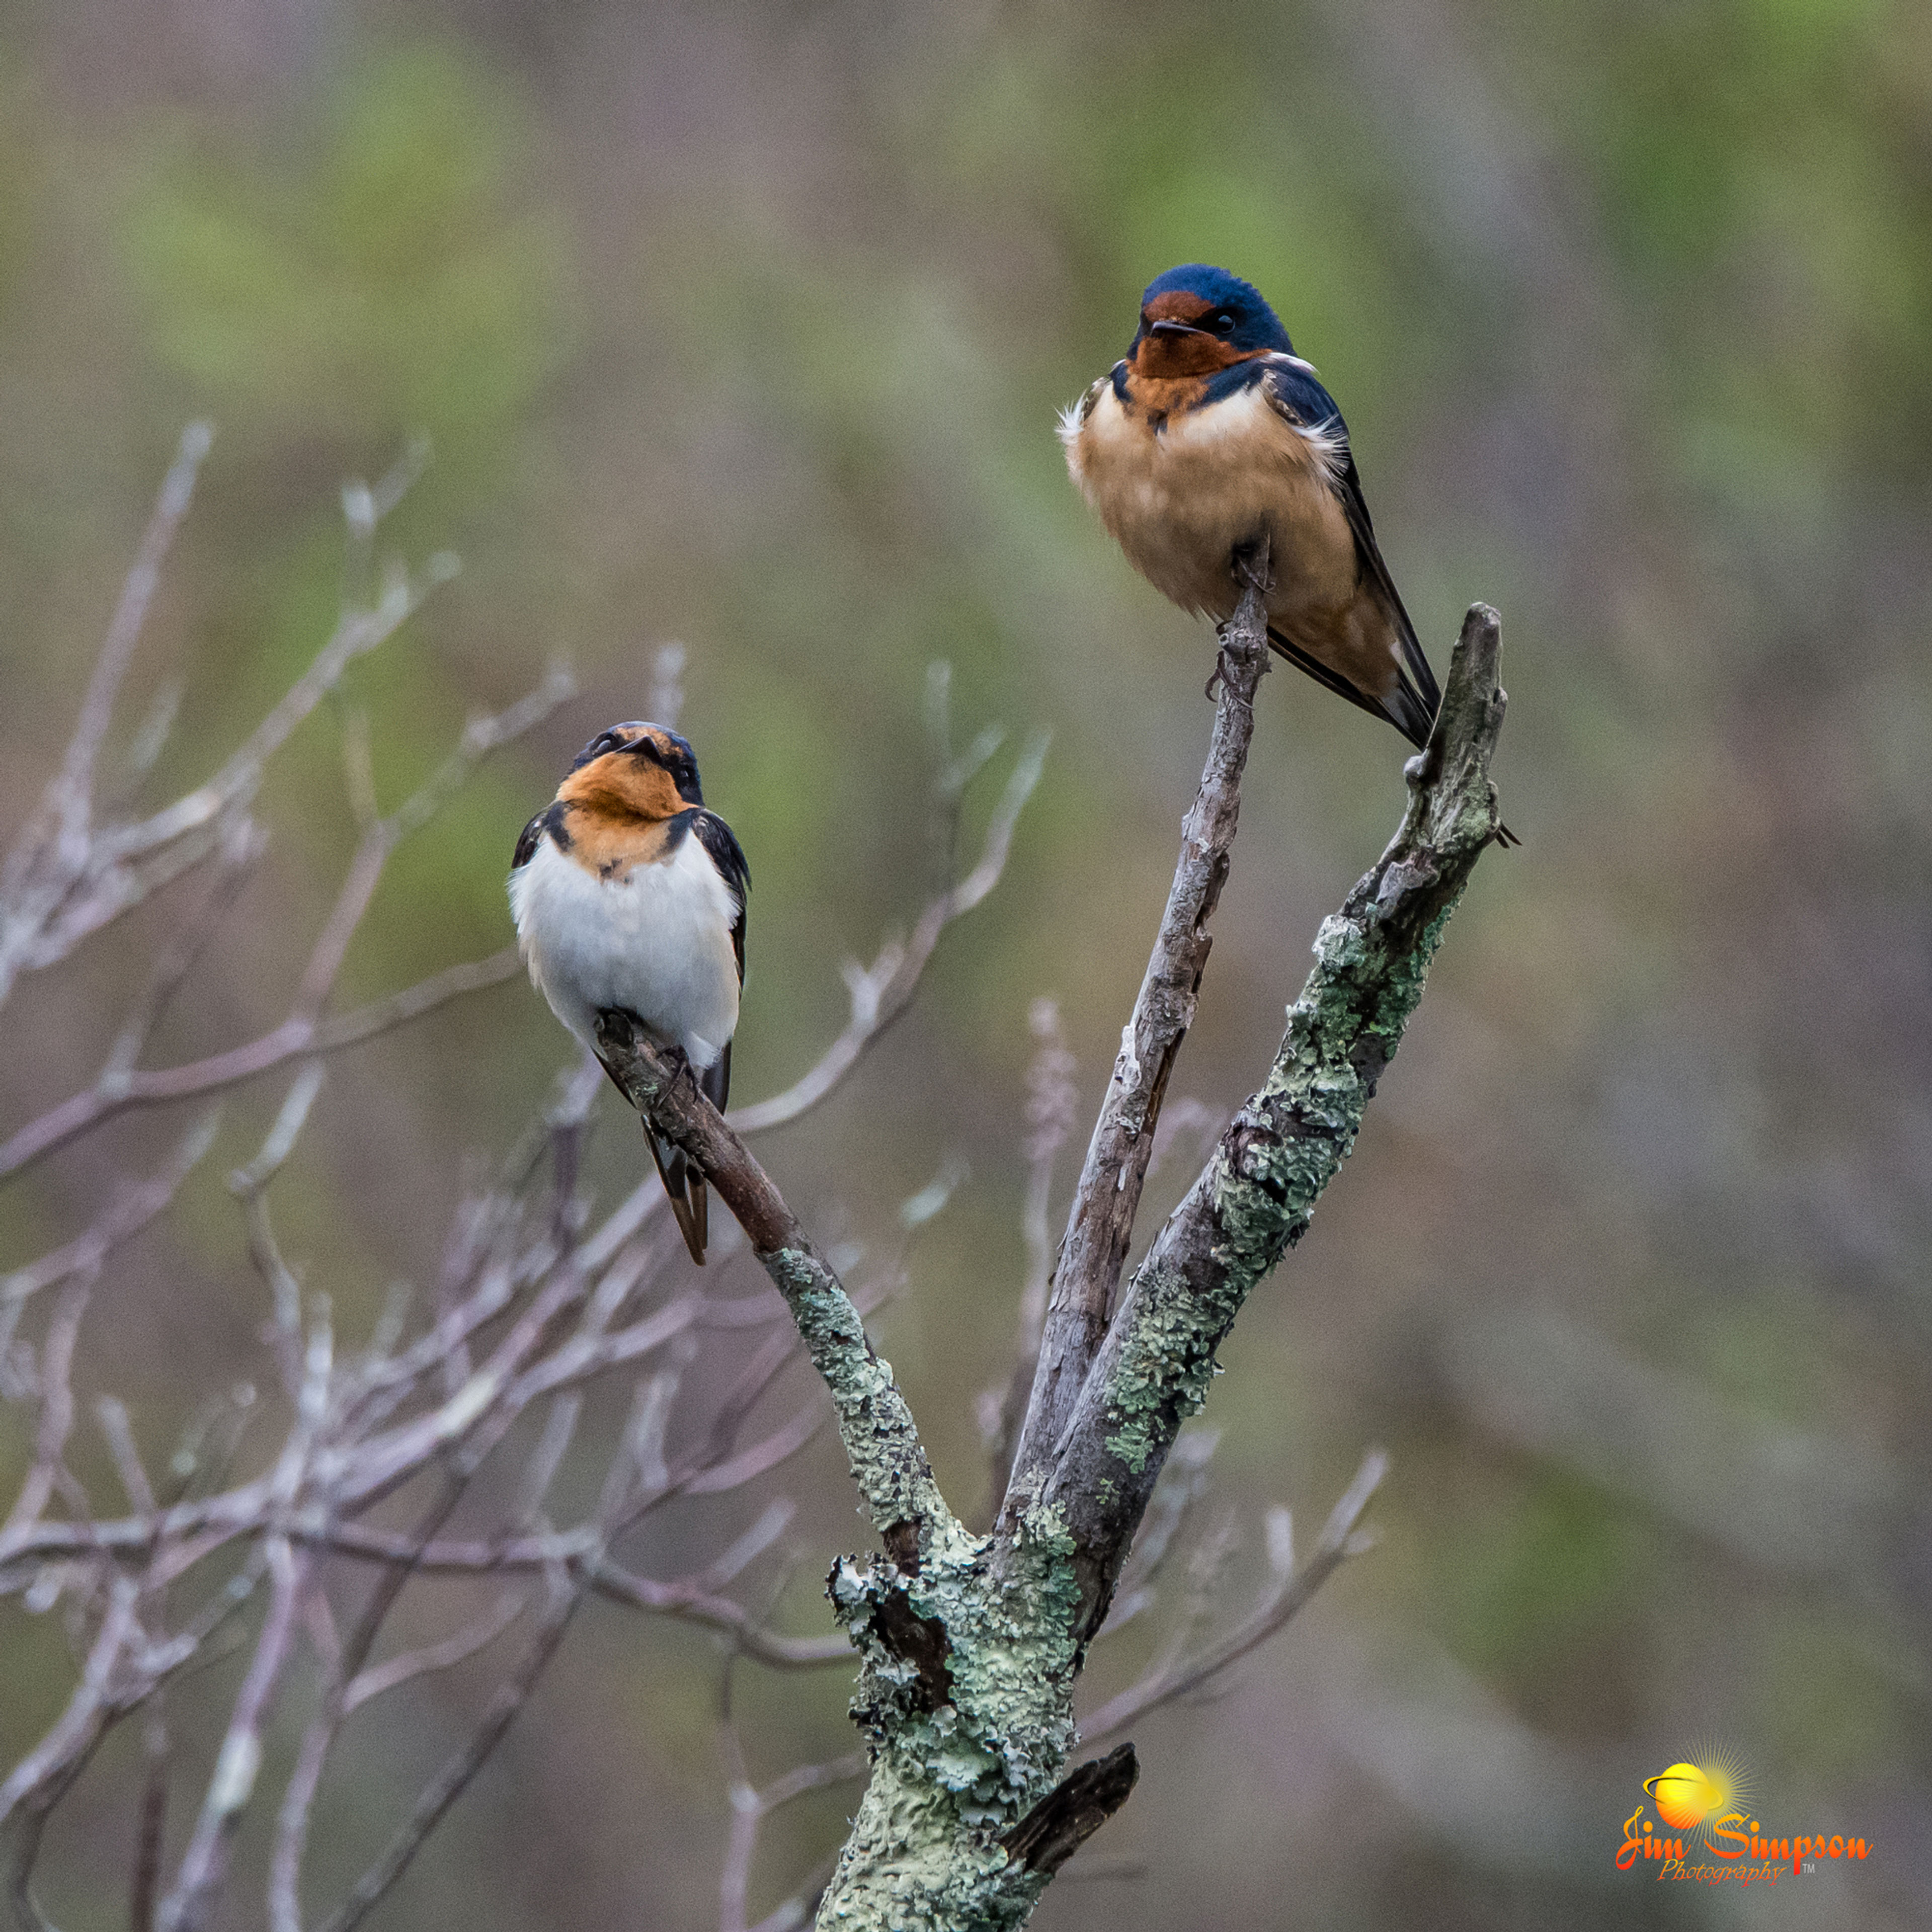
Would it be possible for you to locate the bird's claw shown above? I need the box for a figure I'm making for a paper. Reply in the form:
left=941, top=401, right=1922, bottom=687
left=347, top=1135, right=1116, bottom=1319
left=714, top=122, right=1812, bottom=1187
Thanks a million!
left=1204, top=638, right=1257, bottom=708
left=1228, top=537, right=1272, bottom=598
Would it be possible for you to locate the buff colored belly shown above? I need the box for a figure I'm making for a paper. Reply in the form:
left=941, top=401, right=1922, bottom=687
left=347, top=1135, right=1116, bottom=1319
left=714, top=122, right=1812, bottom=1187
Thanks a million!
left=1069, top=382, right=1394, bottom=699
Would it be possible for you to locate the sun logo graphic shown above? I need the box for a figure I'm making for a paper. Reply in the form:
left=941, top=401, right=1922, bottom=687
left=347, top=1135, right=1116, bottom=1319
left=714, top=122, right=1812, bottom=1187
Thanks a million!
left=1618, top=1748, right=1748, bottom=1869
left=1644, top=1755, right=1744, bottom=1838
left=1617, top=1747, right=1873, bottom=1880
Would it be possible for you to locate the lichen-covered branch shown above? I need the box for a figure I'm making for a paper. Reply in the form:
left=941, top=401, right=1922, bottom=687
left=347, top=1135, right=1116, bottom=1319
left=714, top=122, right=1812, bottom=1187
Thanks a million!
left=593, top=1026, right=1091, bottom=1931
left=596, top=1011, right=956, bottom=1552
left=1036, top=605, right=1509, bottom=1636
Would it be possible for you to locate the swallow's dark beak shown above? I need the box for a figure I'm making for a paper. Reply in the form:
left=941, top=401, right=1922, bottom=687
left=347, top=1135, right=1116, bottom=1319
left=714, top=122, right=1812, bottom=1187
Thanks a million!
left=1149, top=318, right=1208, bottom=341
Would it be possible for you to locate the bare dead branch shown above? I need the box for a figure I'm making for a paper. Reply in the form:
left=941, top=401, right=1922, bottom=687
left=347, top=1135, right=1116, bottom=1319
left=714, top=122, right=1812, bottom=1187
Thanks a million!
left=94, top=1398, right=158, bottom=1520
left=0, top=1112, right=221, bottom=1341
left=0, top=666, right=571, bottom=1187
left=0, top=1272, right=100, bottom=1563
left=648, top=641, right=687, bottom=730
left=0, top=424, right=212, bottom=955
left=716, top=1648, right=867, bottom=1932
left=131, top=1710, right=169, bottom=1932
left=314, top=1572, right=585, bottom=1932
left=0, top=947, right=530, bottom=1181
left=99, top=818, right=266, bottom=1088
left=1093, top=1427, right=1220, bottom=1640
left=156, top=1538, right=308, bottom=1932
left=0, top=1575, right=141, bottom=1828
left=1005, top=553, right=1272, bottom=1512
left=584, top=1562, right=851, bottom=1667
left=342, top=1590, right=528, bottom=1714
left=719, top=1741, right=868, bottom=1932
left=1027, top=607, right=1508, bottom=1638
left=1, top=547, right=441, bottom=1005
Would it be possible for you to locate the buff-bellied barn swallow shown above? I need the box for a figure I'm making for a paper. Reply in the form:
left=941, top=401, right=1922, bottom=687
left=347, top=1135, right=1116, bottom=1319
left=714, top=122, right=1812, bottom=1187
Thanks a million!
left=510, top=723, right=749, bottom=1264
left=1063, top=265, right=1513, bottom=839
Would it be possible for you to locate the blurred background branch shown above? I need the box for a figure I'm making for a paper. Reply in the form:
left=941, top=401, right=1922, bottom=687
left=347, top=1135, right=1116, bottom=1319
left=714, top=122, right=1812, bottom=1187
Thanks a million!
left=0, top=440, right=1062, bottom=1929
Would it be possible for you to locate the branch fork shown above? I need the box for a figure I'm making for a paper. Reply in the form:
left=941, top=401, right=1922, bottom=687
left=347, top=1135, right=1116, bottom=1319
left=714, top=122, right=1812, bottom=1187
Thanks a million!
left=596, top=590, right=1510, bottom=1927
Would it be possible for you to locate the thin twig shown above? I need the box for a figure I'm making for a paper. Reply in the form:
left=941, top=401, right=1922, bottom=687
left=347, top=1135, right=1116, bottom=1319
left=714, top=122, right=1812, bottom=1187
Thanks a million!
left=716, top=1651, right=867, bottom=1932
left=0, top=1271, right=101, bottom=1562
left=0, top=422, right=213, bottom=979
left=156, top=1540, right=308, bottom=1932
left=131, top=1709, right=169, bottom=1932
left=985, top=996, right=1078, bottom=1495
left=727, top=730, right=1047, bottom=1135
left=0, top=1113, right=221, bottom=1333
left=0, top=662, right=572, bottom=1185
left=313, top=1572, right=583, bottom=1932
left=342, top=1591, right=528, bottom=1714
left=1081, top=1451, right=1387, bottom=1739
left=0, top=1575, right=141, bottom=1827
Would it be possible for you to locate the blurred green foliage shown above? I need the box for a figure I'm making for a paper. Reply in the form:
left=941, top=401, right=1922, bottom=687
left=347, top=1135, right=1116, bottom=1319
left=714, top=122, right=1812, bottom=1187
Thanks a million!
left=126, top=44, right=573, bottom=477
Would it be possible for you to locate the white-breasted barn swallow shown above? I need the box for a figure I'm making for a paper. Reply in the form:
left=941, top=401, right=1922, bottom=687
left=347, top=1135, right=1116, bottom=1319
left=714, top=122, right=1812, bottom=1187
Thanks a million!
left=1062, top=264, right=1514, bottom=842
left=510, top=722, right=749, bottom=1264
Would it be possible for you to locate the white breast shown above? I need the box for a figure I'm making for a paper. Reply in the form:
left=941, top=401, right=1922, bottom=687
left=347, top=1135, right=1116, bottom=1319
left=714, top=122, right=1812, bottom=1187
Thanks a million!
left=509, top=831, right=740, bottom=1067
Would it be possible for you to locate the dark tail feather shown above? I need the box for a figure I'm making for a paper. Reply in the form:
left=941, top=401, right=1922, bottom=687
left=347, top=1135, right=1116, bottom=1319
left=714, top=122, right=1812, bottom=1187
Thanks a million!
left=645, top=1123, right=707, bottom=1266
left=684, top=1045, right=731, bottom=1263
left=1264, top=625, right=1447, bottom=757
left=1381, top=678, right=1436, bottom=751
left=700, top=1042, right=732, bottom=1115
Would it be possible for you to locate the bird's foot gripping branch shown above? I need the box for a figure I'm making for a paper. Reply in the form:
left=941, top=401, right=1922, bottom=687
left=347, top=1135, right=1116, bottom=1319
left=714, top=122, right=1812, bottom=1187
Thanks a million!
left=595, top=601, right=1509, bottom=1930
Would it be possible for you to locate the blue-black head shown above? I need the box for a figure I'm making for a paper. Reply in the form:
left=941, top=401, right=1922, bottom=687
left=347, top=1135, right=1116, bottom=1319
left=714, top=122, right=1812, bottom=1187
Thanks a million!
left=1129, top=265, right=1294, bottom=376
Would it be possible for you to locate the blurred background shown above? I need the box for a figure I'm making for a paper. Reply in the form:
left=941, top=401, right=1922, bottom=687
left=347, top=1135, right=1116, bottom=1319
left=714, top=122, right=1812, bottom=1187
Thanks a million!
left=2, top=1, right=1928, bottom=1926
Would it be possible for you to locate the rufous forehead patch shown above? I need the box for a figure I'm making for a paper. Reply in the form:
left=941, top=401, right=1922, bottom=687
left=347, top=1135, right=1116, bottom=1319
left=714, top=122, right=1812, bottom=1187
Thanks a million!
left=1144, top=290, right=1217, bottom=325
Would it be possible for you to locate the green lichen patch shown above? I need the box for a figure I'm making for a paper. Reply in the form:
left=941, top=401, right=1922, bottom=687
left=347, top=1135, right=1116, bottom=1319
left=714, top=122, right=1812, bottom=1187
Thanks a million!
left=765, top=1246, right=948, bottom=1541
left=1098, top=1261, right=1230, bottom=1473
left=818, top=1506, right=1081, bottom=1928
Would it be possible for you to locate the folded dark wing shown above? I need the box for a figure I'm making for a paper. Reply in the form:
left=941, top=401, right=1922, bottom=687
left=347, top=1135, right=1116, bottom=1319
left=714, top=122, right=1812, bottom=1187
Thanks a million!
left=691, top=810, right=750, bottom=984
left=1262, top=358, right=1441, bottom=748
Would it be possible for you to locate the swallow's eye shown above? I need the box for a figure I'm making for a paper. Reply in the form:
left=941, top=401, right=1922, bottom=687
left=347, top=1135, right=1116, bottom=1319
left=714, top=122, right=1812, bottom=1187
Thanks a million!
left=1213, top=312, right=1235, bottom=335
